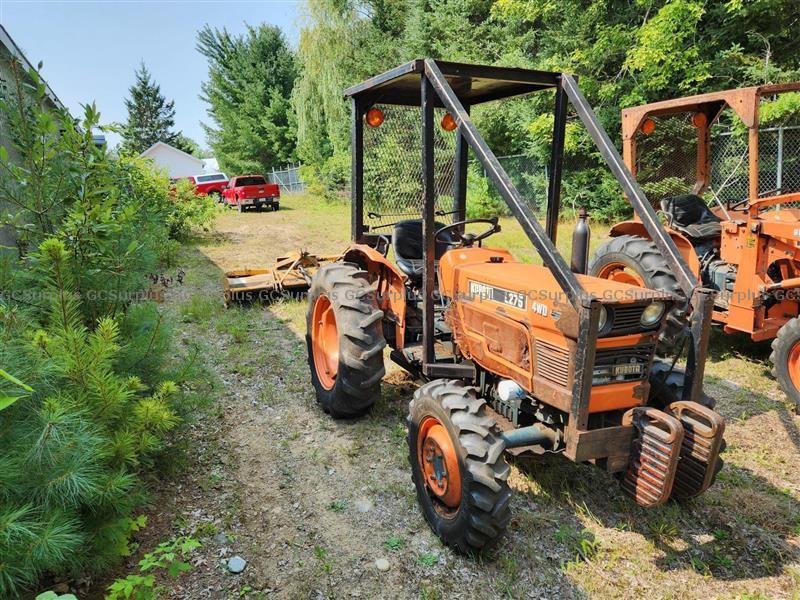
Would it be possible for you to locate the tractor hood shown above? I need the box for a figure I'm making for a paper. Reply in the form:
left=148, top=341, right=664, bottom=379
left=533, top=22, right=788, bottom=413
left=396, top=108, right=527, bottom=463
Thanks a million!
left=439, top=246, right=675, bottom=340
left=439, top=247, right=675, bottom=305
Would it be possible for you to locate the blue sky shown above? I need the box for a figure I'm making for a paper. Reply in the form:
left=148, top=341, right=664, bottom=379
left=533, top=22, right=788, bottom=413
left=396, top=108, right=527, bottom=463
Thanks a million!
left=0, top=0, right=302, bottom=149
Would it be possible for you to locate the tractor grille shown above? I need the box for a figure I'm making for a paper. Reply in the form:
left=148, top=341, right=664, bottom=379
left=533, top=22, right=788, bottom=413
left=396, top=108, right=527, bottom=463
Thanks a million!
left=609, top=304, right=648, bottom=333
left=593, top=343, right=655, bottom=385
left=534, top=340, right=570, bottom=388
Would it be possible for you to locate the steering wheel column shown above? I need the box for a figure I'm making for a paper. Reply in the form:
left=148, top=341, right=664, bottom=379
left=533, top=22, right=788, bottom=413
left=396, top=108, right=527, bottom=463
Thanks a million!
left=435, top=217, right=501, bottom=249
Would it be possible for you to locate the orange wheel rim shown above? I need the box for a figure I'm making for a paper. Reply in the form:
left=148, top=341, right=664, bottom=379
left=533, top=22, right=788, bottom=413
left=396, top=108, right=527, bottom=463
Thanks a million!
left=788, top=341, right=800, bottom=391
left=417, top=416, right=461, bottom=511
left=596, top=261, right=645, bottom=287
left=311, top=295, right=339, bottom=390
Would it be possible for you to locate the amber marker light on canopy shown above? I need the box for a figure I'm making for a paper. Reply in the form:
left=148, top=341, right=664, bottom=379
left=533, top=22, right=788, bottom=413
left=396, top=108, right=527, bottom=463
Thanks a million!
left=365, top=107, right=384, bottom=128
left=692, top=112, right=708, bottom=128
left=440, top=112, right=457, bottom=132
left=640, top=118, right=656, bottom=135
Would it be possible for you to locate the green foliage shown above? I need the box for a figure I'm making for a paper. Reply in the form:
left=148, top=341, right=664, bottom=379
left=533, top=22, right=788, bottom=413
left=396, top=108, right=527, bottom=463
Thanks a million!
left=299, top=153, right=350, bottom=203
left=0, top=59, right=191, bottom=597
left=121, top=62, right=185, bottom=155
left=106, top=535, right=201, bottom=600
left=0, top=368, right=33, bottom=411
left=417, top=552, right=439, bottom=567
left=167, top=179, right=216, bottom=240
left=554, top=524, right=600, bottom=563
left=198, top=24, right=297, bottom=173
left=36, top=593, right=78, bottom=600
left=292, top=0, right=800, bottom=220
left=0, top=239, right=181, bottom=596
left=384, top=534, right=404, bottom=551
left=466, top=166, right=508, bottom=219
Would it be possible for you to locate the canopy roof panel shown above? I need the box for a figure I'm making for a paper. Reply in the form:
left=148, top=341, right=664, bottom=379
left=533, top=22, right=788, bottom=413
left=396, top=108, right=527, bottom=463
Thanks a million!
left=344, top=60, right=561, bottom=106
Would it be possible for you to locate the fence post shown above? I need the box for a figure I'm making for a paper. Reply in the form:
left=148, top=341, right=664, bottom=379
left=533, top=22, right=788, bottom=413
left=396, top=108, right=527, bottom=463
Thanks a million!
left=777, top=126, right=784, bottom=193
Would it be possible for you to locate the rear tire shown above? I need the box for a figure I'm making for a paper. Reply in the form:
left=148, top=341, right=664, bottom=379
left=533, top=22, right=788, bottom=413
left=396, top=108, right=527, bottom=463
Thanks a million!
left=408, top=380, right=512, bottom=554
left=770, top=317, right=800, bottom=412
left=306, top=263, right=386, bottom=418
left=590, top=235, right=687, bottom=352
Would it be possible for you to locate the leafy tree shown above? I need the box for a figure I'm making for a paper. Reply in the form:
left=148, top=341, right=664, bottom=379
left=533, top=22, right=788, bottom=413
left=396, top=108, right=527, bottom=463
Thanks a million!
left=197, top=24, right=297, bottom=173
left=292, top=0, right=800, bottom=217
left=121, top=62, right=183, bottom=154
left=173, top=133, right=202, bottom=156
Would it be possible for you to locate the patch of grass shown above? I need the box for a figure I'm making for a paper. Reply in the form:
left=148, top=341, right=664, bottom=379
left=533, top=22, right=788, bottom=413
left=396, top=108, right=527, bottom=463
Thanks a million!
left=180, top=294, right=222, bottom=323
left=193, top=520, right=218, bottom=538
left=554, top=524, right=600, bottom=563
left=328, top=500, right=347, bottom=512
left=712, top=528, right=730, bottom=541
left=313, top=545, right=333, bottom=573
left=647, top=518, right=679, bottom=540
left=384, top=534, right=404, bottom=551
left=417, top=552, right=439, bottom=567
left=419, top=585, right=439, bottom=600
left=689, top=555, right=711, bottom=576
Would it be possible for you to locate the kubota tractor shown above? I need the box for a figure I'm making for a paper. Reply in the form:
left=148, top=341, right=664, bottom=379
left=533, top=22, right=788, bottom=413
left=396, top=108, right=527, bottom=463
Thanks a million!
left=590, top=83, right=800, bottom=410
left=306, top=60, right=726, bottom=553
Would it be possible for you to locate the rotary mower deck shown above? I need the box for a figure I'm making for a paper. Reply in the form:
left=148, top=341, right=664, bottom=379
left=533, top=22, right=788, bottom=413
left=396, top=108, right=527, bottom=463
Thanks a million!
left=223, top=250, right=339, bottom=304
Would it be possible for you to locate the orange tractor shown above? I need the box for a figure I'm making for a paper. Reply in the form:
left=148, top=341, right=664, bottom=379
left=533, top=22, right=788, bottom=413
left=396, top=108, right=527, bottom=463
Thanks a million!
left=590, top=83, right=800, bottom=409
left=305, top=60, right=726, bottom=553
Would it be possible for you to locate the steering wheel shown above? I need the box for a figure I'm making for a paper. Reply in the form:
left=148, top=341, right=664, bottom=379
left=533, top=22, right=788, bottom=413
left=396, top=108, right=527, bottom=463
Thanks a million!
left=435, top=217, right=500, bottom=248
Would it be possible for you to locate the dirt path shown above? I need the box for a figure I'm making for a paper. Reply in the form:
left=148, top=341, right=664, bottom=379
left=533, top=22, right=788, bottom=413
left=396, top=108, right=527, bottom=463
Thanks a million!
left=131, top=197, right=800, bottom=599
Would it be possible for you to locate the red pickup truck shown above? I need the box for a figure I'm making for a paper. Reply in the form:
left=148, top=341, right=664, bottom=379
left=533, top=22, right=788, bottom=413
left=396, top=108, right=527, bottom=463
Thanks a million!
left=193, top=172, right=229, bottom=200
left=222, top=175, right=281, bottom=212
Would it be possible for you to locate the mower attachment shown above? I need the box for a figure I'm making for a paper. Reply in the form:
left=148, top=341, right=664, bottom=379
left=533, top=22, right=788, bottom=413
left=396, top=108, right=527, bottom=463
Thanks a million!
left=223, top=250, right=339, bottom=304
left=668, top=401, right=726, bottom=500
left=621, top=407, right=683, bottom=507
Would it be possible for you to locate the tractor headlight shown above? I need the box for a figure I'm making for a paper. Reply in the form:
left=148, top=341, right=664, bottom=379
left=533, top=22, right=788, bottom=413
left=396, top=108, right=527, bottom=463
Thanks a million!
left=640, top=302, right=665, bottom=327
left=597, top=305, right=608, bottom=332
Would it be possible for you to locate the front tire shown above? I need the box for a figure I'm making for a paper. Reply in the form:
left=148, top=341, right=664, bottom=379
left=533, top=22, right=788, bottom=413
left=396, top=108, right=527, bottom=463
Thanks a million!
left=771, top=317, right=800, bottom=412
left=306, top=263, right=386, bottom=418
left=408, top=380, right=512, bottom=554
left=590, top=235, right=687, bottom=352
left=648, top=359, right=715, bottom=409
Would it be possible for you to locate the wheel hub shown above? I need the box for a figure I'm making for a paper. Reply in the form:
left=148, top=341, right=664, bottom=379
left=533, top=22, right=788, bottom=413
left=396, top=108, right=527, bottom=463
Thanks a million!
left=596, top=261, right=645, bottom=287
left=311, top=294, right=339, bottom=390
left=417, top=418, right=461, bottom=508
left=788, top=340, right=800, bottom=391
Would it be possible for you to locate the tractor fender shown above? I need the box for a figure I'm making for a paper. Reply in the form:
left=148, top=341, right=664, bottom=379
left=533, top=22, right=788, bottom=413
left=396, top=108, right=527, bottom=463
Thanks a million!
left=608, top=221, right=701, bottom=277
left=342, top=244, right=408, bottom=349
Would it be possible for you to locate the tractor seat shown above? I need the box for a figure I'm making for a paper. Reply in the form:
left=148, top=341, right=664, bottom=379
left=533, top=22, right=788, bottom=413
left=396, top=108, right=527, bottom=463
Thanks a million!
left=392, top=219, right=457, bottom=286
left=661, top=194, right=722, bottom=240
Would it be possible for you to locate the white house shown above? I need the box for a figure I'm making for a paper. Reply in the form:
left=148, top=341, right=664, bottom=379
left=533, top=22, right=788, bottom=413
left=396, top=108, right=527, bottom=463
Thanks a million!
left=139, top=141, right=205, bottom=179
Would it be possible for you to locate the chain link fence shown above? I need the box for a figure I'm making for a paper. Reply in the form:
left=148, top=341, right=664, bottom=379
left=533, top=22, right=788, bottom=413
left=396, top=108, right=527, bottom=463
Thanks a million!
left=362, top=104, right=458, bottom=232
left=712, top=124, right=800, bottom=208
left=631, top=105, right=800, bottom=211
left=268, top=163, right=305, bottom=193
